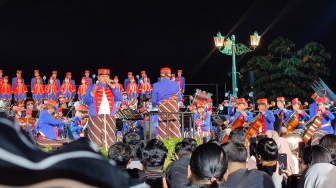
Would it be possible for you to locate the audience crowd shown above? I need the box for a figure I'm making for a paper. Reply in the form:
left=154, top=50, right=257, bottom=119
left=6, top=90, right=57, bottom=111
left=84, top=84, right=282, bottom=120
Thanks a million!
left=1, top=117, right=336, bottom=188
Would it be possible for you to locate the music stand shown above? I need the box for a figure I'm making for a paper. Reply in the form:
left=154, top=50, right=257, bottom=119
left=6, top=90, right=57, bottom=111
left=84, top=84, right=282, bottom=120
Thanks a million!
left=120, top=109, right=143, bottom=120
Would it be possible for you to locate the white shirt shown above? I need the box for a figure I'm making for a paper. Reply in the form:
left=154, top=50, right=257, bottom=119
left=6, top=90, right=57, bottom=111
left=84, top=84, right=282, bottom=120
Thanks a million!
left=98, top=88, right=110, bottom=115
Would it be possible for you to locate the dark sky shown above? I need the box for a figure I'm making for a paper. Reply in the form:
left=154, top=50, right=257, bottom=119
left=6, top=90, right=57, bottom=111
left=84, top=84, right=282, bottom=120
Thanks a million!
left=0, top=0, right=335, bottom=101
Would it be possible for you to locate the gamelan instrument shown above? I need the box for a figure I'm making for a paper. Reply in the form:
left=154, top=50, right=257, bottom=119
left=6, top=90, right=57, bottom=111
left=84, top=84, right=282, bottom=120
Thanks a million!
left=302, top=114, right=322, bottom=142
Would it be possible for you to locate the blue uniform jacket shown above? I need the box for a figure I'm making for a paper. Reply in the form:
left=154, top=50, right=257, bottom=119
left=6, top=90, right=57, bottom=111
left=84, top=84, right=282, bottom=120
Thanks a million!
left=289, top=110, right=310, bottom=129
left=309, top=102, right=318, bottom=117
left=194, top=112, right=211, bottom=132
left=83, top=83, right=122, bottom=116
left=69, top=116, right=83, bottom=140
left=229, top=111, right=254, bottom=123
left=319, top=110, right=335, bottom=134
left=151, top=78, right=182, bottom=107
left=38, top=109, right=65, bottom=140
left=260, top=110, right=275, bottom=132
left=274, top=108, right=293, bottom=122
left=176, top=76, right=185, bottom=91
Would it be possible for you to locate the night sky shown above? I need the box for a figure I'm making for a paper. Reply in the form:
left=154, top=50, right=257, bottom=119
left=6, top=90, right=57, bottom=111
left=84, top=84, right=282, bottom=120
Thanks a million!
left=0, top=0, right=335, bottom=103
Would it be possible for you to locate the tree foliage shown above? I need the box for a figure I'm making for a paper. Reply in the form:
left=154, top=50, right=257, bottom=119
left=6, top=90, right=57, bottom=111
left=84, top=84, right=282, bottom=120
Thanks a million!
left=240, top=37, right=331, bottom=102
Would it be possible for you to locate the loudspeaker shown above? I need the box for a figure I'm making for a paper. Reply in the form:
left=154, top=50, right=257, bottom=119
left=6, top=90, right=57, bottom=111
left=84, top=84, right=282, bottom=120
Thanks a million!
left=248, top=71, right=255, bottom=88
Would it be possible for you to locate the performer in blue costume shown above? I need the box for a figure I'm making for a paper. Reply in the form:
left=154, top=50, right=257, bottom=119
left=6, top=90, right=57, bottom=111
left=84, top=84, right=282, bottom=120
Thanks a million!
left=257, top=98, right=275, bottom=133
left=175, top=69, right=185, bottom=94
left=152, top=67, right=182, bottom=139
left=83, top=68, right=122, bottom=148
left=274, top=97, right=293, bottom=122
left=289, top=98, right=310, bottom=130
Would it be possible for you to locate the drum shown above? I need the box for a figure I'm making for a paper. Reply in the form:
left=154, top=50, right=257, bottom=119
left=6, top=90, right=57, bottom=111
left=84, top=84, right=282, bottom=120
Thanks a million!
left=192, top=89, right=213, bottom=105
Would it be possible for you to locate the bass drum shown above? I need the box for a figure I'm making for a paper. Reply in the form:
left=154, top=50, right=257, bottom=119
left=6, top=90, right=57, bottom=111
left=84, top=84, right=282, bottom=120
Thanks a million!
left=192, top=89, right=212, bottom=105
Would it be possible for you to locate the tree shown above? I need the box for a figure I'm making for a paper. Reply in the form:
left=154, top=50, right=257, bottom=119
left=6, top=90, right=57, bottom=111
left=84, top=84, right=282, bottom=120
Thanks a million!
left=240, top=37, right=331, bottom=102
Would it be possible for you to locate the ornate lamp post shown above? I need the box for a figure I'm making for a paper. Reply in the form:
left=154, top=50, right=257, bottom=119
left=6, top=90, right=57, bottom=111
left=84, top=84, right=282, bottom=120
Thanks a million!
left=214, top=31, right=261, bottom=98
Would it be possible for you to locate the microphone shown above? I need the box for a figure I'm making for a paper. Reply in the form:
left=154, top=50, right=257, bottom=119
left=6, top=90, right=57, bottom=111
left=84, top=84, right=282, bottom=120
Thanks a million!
left=106, top=79, right=114, bottom=84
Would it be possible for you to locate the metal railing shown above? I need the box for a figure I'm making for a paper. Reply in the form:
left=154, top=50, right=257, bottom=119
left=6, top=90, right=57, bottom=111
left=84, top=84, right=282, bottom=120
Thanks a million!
left=143, top=111, right=196, bottom=142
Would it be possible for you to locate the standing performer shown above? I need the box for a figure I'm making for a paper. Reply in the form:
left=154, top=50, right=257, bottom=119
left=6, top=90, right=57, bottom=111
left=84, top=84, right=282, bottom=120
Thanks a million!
left=63, top=72, right=76, bottom=101
left=113, top=76, right=124, bottom=92
left=45, top=77, right=59, bottom=101
left=0, top=76, right=12, bottom=111
left=126, top=76, right=139, bottom=102
left=60, top=76, right=76, bottom=102
left=0, top=70, right=3, bottom=84
left=152, top=67, right=182, bottom=139
left=50, top=70, right=61, bottom=90
left=139, top=75, right=152, bottom=105
left=31, top=76, right=45, bottom=107
left=138, top=70, right=151, bottom=85
left=30, top=70, right=40, bottom=91
left=77, top=77, right=89, bottom=101
left=124, top=72, right=133, bottom=90
left=176, top=69, right=185, bottom=94
left=83, top=68, right=122, bottom=149
left=13, top=77, right=28, bottom=105
left=257, top=98, right=275, bottom=133
left=12, top=70, right=25, bottom=91
left=84, top=70, right=93, bottom=87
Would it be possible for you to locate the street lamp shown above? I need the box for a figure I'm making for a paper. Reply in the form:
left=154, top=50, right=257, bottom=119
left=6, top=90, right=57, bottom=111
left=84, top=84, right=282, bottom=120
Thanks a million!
left=214, top=31, right=260, bottom=98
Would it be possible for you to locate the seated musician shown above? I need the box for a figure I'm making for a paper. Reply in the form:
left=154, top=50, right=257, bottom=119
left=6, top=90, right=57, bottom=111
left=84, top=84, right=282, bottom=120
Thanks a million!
left=290, top=98, right=310, bottom=130
left=13, top=105, right=25, bottom=129
left=274, top=97, right=293, bottom=122
left=257, top=98, right=275, bottom=133
left=25, top=100, right=34, bottom=118
left=222, top=98, right=253, bottom=143
left=228, top=98, right=253, bottom=125
left=315, top=96, right=335, bottom=134
left=194, top=101, right=211, bottom=138
left=37, top=100, right=70, bottom=140
left=56, top=97, right=68, bottom=138
left=69, top=104, right=88, bottom=140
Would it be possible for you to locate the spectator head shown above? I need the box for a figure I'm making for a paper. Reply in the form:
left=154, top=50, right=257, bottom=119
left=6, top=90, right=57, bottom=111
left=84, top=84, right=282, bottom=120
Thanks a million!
left=319, top=134, right=336, bottom=163
left=228, top=128, right=246, bottom=144
left=107, top=142, right=131, bottom=168
left=182, top=138, right=197, bottom=152
left=255, top=137, right=278, bottom=162
left=189, top=143, right=227, bottom=187
left=123, top=132, right=141, bottom=158
left=141, top=139, right=168, bottom=171
left=300, top=145, right=332, bottom=173
left=175, top=142, right=192, bottom=159
left=302, top=145, right=332, bottom=166
left=222, top=142, right=247, bottom=163
left=123, top=132, right=141, bottom=145
left=206, top=140, right=221, bottom=146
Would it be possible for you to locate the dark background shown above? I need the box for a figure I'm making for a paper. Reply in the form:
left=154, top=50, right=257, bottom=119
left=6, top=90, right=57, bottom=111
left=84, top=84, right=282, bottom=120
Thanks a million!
left=0, top=0, right=335, bottom=104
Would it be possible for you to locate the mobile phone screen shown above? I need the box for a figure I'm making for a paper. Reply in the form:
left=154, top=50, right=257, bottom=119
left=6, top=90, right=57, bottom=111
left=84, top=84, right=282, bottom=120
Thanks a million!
left=128, top=160, right=141, bottom=170
left=278, top=153, right=287, bottom=174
